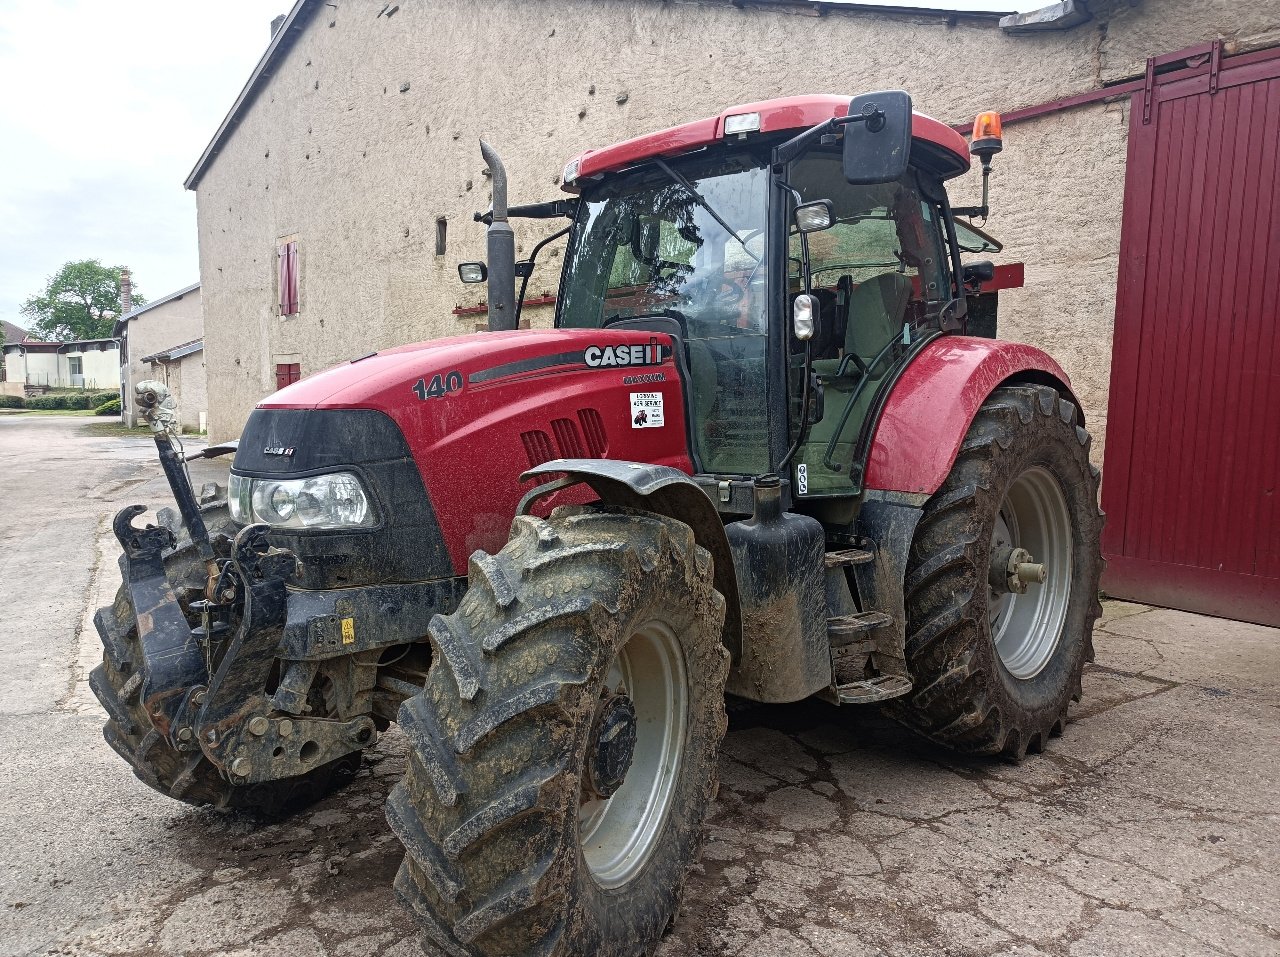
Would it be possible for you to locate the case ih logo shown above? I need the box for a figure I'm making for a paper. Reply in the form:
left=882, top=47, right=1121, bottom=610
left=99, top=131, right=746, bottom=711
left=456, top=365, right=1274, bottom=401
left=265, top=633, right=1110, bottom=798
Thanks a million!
left=263, top=447, right=296, bottom=456
left=584, top=338, right=664, bottom=368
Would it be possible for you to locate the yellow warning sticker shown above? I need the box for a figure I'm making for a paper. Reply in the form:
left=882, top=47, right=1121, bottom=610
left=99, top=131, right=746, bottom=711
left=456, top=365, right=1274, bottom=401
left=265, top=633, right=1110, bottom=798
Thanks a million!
left=341, top=617, right=356, bottom=644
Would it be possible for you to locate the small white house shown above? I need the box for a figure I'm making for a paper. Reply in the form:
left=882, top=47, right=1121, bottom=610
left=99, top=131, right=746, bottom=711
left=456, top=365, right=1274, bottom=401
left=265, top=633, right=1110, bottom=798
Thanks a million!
left=1, top=338, right=119, bottom=390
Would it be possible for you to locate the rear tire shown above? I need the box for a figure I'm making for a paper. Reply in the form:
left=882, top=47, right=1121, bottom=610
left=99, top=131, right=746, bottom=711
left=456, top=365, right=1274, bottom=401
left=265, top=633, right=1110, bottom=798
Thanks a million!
left=389, top=505, right=728, bottom=957
left=90, top=499, right=361, bottom=813
left=891, top=385, right=1104, bottom=759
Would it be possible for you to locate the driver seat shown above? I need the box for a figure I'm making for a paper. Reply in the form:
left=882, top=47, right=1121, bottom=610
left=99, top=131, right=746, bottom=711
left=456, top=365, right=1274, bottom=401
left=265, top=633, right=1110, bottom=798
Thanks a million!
left=812, top=272, right=912, bottom=379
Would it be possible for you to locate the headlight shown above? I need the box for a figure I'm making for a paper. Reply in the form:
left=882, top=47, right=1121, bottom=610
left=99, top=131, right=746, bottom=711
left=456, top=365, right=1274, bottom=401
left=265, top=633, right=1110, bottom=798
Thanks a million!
left=228, top=471, right=375, bottom=530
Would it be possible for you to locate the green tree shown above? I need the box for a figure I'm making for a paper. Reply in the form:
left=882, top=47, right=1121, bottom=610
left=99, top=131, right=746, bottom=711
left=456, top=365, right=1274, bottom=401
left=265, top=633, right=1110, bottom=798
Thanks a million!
left=20, top=260, right=145, bottom=341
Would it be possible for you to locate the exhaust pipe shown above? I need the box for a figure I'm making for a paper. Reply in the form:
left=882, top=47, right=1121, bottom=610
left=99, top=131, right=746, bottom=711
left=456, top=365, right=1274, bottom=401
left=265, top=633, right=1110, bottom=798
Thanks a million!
left=480, top=140, right=517, bottom=332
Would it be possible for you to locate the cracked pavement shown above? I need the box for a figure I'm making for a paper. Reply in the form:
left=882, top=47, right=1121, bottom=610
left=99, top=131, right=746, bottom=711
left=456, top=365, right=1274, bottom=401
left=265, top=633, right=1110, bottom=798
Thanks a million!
left=1, top=414, right=1277, bottom=957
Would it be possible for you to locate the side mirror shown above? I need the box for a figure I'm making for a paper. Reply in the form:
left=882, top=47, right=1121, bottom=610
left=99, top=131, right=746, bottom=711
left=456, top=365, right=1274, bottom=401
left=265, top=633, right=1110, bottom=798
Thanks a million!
left=794, top=200, right=835, bottom=233
left=793, top=294, right=818, bottom=341
left=843, top=90, right=913, bottom=185
left=458, top=262, right=487, bottom=284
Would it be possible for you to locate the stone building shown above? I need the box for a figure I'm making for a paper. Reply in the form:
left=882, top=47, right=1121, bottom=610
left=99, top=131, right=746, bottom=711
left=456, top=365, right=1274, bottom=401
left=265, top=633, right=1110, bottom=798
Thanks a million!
left=187, top=0, right=1280, bottom=621
left=115, top=282, right=204, bottom=428
left=137, top=337, right=208, bottom=434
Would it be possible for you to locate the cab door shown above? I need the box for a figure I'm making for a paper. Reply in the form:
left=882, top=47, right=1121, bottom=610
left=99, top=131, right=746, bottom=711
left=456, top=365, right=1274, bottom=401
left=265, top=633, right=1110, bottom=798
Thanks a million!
left=784, top=153, right=951, bottom=498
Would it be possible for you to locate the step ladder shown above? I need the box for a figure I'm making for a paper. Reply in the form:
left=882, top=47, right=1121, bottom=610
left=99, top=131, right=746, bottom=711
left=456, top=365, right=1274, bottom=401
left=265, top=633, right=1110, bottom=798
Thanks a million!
left=826, top=611, right=913, bottom=705
left=824, top=548, right=875, bottom=568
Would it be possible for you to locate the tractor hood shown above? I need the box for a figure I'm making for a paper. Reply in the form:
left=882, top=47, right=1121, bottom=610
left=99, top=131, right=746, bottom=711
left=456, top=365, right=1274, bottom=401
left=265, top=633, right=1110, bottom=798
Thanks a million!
left=243, top=328, right=693, bottom=577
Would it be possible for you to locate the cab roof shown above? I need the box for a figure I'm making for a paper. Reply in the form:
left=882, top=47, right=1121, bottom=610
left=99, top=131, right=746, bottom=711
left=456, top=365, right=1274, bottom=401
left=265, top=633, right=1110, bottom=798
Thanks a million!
left=562, top=94, right=971, bottom=189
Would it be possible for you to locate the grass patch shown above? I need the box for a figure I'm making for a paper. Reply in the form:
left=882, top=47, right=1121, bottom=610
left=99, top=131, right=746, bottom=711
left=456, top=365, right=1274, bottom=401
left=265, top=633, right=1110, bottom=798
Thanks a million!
left=11, top=408, right=93, bottom=416
left=79, top=421, right=154, bottom=438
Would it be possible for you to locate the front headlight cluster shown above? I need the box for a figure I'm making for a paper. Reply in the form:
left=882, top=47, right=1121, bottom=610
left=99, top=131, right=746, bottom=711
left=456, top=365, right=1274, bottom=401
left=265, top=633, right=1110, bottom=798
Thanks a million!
left=228, top=471, right=375, bottom=530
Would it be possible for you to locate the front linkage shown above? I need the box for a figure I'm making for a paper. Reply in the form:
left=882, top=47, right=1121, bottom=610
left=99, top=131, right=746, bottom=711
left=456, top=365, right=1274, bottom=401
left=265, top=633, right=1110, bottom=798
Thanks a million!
left=110, top=382, right=374, bottom=789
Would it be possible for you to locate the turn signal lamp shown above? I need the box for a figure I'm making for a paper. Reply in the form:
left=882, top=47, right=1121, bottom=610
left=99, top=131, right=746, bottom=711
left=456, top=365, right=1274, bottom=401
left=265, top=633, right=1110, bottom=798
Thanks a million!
left=970, top=110, right=1003, bottom=158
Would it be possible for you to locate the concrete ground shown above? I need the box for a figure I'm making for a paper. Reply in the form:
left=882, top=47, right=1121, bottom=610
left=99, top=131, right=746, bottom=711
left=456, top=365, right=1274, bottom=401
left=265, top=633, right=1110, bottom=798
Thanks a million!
left=1, top=413, right=1276, bottom=957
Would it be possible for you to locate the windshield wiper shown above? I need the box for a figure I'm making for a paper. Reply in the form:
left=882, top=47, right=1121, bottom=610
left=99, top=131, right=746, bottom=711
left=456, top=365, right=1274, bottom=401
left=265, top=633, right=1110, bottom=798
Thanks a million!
left=652, top=158, right=760, bottom=263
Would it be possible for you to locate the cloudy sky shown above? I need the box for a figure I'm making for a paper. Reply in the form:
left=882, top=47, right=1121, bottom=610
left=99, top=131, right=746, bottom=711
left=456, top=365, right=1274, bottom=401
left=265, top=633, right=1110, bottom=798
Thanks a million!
left=0, top=0, right=1030, bottom=330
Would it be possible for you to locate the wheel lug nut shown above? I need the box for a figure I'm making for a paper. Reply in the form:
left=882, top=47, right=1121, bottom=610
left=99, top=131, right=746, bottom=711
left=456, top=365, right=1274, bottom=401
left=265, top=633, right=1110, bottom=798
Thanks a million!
left=248, top=716, right=269, bottom=736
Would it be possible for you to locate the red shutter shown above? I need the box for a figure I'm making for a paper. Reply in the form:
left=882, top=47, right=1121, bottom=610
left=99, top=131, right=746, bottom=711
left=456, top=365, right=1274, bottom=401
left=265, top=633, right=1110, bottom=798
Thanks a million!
left=278, top=241, right=299, bottom=316
left=275, top=363, right=301, bottom=390
left=277, top=244, right=289, bottom=315
left=286, top=241, right=299, bottom=315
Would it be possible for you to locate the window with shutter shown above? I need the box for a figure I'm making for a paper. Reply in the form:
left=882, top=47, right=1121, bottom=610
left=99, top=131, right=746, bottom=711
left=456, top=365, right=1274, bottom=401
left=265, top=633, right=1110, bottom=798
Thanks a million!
left=275, top=363, right=301, bottom=390
left=278, top=240, right=300, bottom=316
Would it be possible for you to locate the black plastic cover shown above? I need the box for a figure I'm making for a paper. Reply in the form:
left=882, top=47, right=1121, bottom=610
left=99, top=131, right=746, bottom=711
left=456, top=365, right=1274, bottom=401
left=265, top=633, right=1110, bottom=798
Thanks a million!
left=233, top=408, right=453, bottom=589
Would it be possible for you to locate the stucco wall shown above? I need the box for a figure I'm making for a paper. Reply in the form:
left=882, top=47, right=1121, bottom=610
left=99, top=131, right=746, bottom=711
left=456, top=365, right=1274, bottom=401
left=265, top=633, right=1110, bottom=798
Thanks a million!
left=194, top=0, right=1280, bottom=448
left=121, top=287, right=203, bottom=426
left=147, top=351, right=207, bottom=433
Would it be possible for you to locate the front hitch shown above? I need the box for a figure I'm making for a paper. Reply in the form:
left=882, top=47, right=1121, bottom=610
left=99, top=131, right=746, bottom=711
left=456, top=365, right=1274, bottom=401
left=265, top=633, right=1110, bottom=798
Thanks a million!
left=134, top=380, right=219, bottom=600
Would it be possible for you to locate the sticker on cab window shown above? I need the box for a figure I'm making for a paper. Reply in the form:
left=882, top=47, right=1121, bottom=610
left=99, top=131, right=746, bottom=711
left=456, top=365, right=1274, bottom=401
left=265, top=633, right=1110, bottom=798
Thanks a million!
left=630, top=392, right=665, bottom=429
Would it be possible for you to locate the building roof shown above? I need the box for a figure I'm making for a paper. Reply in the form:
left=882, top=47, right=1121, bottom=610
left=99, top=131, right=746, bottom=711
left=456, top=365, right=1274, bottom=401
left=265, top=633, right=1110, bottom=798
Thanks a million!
left=1, top=319, right=35, bottom=344
left=114, top=282, right=201, bottom=335
left=3, top=338, right=117, bottom=353
left=141, top=338, right=204, bottom=364
left=183, top=0, right=1013, bottom=191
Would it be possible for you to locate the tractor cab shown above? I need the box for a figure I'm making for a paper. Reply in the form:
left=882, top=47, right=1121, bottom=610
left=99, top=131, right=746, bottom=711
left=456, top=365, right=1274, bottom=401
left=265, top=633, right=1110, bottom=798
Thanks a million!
left=484, top=94, right=999, bottom=516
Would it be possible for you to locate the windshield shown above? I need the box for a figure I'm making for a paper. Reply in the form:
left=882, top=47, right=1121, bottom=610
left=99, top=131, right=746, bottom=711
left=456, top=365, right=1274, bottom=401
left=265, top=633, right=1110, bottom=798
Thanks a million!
left=559, top=153, right=772, bottom=475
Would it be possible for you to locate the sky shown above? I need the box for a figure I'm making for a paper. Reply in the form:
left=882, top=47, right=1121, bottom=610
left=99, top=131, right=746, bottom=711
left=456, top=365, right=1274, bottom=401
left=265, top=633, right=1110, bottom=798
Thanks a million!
left=0, top=0, right=1032, bottom=331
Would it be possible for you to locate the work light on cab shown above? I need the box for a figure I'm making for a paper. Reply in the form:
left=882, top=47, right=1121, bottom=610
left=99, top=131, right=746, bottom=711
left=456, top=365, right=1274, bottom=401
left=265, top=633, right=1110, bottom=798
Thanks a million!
left=723, top=111, right=761, bottom=136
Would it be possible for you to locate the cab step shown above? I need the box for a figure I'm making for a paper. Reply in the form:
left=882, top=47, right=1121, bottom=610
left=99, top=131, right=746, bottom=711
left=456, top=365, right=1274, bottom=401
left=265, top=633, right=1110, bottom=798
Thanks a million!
left=824, top=548, right=875, bottom=568
left=836, top=675, right=914, bottom=704
left=827, top=611, right=893, bottom=642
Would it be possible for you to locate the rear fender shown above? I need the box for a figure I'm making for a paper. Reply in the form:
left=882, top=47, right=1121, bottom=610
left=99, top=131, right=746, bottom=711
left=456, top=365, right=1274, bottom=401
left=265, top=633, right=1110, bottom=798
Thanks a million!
left=864, top=336, right=1079, bottom=496
left=521, top=459, right=742, bottom=659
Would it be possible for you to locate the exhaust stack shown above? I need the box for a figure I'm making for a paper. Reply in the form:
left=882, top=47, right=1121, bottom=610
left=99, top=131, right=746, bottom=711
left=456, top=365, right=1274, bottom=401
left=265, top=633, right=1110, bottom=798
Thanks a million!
left=480, top=140, right=517, bottom=332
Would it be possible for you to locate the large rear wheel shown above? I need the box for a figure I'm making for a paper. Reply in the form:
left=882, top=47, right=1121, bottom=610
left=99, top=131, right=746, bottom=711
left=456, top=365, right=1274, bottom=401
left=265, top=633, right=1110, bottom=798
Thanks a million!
left=389, top=505, right=728, bottom=957
left=892, top=385, right=1104, bottom=759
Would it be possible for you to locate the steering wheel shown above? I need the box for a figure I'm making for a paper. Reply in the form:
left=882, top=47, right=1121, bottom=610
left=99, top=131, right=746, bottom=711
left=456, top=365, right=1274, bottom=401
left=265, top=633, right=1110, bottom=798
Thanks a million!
left=715, top=278, right=746, bottom=309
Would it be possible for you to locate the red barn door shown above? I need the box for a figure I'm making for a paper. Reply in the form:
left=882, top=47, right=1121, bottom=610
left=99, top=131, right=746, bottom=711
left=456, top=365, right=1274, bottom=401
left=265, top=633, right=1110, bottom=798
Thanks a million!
left=1102, top=46, right=1280, bottom=626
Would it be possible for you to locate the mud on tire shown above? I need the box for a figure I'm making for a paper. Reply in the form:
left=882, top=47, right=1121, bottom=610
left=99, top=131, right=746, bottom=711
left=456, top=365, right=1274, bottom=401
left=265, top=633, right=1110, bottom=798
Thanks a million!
left=389, top=505, right=728, bottom=957
left=891, top=385, right=1104, bottom=760
left=90, top=499, right=360, bottom=814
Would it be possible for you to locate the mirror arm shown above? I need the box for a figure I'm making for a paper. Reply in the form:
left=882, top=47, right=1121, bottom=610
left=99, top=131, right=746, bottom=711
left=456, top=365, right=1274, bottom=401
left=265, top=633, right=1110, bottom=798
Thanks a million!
left=513, top=224, right=573, bottom=327
left=773, top=113, right=862, bottom=167
left=951, top=156, right=993, bottom=220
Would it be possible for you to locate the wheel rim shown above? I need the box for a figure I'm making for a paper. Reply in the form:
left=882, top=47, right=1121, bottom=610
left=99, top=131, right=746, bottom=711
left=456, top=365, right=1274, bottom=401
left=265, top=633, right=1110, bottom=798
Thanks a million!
left=989, top=466, right=1073, bottom=680
left=579, top=620, right=687, bottom=889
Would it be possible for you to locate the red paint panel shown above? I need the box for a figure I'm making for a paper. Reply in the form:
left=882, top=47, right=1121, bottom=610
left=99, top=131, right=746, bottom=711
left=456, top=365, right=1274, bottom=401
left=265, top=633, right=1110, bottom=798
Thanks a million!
left=263, top=329, right=692, bottom=574
left=863, top=337, right=1074, bottom=495
left=566, top=95, right=969, bottom=184
left=1102, top=49, right=1280, bottom=626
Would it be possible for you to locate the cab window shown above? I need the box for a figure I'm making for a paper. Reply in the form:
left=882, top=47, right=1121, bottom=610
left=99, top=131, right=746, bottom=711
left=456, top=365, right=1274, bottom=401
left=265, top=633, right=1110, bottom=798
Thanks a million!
left=786, top=152, right=948, bottom=496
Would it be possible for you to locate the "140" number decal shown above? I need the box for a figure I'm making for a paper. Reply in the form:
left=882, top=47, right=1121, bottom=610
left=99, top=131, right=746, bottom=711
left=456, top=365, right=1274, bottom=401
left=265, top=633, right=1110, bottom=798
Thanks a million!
left=412, top=370, right=464, bottom=401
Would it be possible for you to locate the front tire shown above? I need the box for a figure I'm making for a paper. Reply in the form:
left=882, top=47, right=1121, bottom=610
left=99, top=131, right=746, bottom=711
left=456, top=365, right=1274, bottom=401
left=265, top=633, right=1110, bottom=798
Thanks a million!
left=892, top=385, right=1104, bottom=759
left=389, top=506, right=728, bottom=957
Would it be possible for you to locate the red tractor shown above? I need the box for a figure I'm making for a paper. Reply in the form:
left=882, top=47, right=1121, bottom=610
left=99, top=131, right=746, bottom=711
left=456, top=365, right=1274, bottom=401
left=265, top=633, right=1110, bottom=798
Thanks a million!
left=94, top=93, right=1102, bottom=957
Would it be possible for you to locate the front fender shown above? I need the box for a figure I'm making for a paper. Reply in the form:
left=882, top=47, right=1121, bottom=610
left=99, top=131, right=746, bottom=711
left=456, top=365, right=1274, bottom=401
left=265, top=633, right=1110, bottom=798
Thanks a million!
left=521, top=459, right=742, bottom=659
left=864, top=336, right=1078, bottom=496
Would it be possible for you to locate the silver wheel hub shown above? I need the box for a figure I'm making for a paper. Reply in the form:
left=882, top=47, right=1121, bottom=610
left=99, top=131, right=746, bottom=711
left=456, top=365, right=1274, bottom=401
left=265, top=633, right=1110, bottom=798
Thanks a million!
left=579, top=621, right=687, bottom=889
left=988, top=466, right=1073, bottom=680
